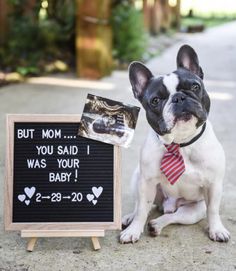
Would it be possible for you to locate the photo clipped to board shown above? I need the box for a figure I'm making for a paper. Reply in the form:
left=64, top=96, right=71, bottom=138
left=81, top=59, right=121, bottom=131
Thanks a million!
left=78, top=94, right=140, bottom=147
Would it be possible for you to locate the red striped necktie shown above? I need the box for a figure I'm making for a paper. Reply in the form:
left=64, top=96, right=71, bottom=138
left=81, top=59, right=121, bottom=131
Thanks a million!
left=160, top=143, right=185, bottom=185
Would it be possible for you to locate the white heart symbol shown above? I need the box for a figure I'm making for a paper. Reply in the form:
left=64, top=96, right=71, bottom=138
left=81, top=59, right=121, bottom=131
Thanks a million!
left=18, top=194, right=26, bottom=202
left=25, top=200, right=30, bottom=206
left=86, top=194, right=94, bottom=202
left=92, top=186, right=103, bottom=198
left=24, top=187, right=36, bottom=199
left=92, top=200, right=97, bottom=205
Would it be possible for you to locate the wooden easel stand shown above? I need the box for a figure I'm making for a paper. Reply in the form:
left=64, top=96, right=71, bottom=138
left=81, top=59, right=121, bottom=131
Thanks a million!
left=21, top=230, right=104, bottom=251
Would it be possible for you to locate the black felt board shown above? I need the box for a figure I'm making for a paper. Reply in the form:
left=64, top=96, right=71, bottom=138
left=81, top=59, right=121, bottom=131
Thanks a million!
left=13, top=122, right=114, bottom=223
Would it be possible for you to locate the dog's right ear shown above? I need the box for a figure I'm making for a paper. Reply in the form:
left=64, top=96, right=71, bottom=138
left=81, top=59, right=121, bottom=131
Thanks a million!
left=129, top=62, right=153, bottom=100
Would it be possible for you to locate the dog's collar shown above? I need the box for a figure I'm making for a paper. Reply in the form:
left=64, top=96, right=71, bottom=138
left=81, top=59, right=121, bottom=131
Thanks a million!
left=157, top=122, right=206, bottom=148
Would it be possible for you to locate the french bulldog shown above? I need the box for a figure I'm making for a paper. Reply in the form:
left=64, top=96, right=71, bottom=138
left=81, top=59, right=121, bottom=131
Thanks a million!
left=120, top=45, right=230, bottom=243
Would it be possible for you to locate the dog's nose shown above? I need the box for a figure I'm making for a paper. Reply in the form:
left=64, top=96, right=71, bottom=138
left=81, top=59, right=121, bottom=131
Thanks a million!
left=172, top=93, right=186, bottom=104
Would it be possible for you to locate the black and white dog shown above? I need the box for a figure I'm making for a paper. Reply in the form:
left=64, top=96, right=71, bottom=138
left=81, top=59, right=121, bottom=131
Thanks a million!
left=120, top=45, right=230, bottom=243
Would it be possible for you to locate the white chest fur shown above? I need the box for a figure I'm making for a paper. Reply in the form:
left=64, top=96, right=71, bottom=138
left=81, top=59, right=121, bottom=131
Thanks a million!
left=140, top=121, right=225, bottom=201
left=160, top=155, right=205, bottom=201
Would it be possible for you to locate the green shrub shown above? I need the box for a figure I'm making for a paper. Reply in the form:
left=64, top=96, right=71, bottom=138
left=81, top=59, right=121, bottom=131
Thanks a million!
left=0, top=0, right=75, bottom=75
left=111, top=2, right=147, bottom=63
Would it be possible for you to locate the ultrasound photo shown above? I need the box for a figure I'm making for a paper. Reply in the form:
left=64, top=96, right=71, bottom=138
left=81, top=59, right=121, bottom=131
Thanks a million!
left=78, top=94, right=140, bottom=147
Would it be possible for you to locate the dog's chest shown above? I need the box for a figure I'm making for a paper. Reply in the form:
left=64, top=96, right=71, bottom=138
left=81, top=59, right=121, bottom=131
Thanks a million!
left=160, top=149, right=206, bottom=200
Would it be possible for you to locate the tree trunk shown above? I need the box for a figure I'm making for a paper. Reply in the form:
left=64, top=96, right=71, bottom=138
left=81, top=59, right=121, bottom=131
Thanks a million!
left=76, top=0, right=113, bottom=79
left=174, top=0, right=181, bottom=30
left=160, top=0, right=171, bottom=31
left=150, top=0, right=162, bottom=35
left=0, top=0, right=9, bottom=44
left=143, top=0, right=150, bottom=30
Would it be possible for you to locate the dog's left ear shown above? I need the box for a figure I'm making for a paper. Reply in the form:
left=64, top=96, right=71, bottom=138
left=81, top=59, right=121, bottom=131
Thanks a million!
left=177, top=45, right=204, bottom=79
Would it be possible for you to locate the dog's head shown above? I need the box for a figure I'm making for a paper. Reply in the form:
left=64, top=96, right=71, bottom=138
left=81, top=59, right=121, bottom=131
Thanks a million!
left=129, top=45, right=210, bottom=144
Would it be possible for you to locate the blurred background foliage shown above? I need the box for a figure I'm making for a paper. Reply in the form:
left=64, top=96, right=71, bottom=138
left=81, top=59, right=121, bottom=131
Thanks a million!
left=0, top=0, right=75, bottom=76
left=0, top=0, right=235, bottom=83
left=111, top=1, right=147, bottom=64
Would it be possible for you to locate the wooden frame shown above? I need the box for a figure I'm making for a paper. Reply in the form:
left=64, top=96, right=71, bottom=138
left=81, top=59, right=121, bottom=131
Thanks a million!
left=5, top=114, right=121, bottom=232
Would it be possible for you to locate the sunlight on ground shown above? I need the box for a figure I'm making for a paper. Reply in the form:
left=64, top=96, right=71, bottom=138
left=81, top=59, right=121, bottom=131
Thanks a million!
left=136, top=0, right=236, bottom=16
left=27, top=77, right=115, bottom=91
left=208, top=91, right=233, bottom=101
left=205, top=79, right=236, bottom=89
left=27, top=76, right=235, bottom=101
left=181, top=0, right=236, bottom=16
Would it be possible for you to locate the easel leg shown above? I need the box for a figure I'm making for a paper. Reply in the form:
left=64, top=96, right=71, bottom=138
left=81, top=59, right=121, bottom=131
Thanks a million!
left=91, top=237, right=101, bottom=250
left=27, top=237, right=37, bottom=252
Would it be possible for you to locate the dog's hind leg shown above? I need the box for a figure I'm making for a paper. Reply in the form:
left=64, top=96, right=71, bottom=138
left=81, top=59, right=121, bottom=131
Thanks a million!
left=148, top=200, right=206, bottom=236
left=162, top=196, right=178, bottom=214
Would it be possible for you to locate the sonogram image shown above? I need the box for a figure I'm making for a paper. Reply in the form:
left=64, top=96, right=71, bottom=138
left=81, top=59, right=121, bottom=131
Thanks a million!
left=78, top=94, right=140, bottom=147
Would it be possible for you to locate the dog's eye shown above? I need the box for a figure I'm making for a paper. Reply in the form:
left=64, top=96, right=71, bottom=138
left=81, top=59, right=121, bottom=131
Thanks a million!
left=151, top=97, right=160, bottom=106
left=191, top=83, right=200, bottom=91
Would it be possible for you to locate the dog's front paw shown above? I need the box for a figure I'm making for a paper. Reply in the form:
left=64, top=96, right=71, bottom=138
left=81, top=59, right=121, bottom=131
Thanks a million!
left=122, top=213, right=135, bottom=229
left=120, top=224, right=142, bottom=244
left=209, top=225, right=230, bottom=242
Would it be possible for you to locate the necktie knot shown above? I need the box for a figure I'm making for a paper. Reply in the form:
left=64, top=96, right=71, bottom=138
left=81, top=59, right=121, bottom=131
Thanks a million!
left=164, top=143, right=180, bottom=155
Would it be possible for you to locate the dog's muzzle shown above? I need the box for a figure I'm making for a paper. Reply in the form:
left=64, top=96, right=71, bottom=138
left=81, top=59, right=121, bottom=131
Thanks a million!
left=171, top=92, right=207, bottom=126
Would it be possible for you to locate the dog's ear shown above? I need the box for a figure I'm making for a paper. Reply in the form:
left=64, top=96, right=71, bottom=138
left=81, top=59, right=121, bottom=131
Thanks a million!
left=129, top=62, right=153, bottom=100
left=177, top=45, right=204, bottom=79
